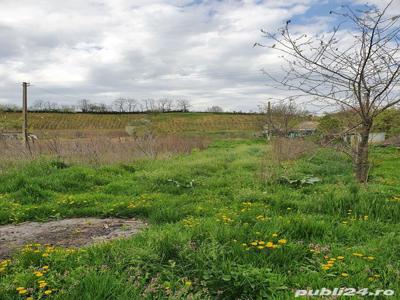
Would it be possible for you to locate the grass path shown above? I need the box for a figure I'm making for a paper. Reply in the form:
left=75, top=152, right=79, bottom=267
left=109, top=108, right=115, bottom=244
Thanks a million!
left=0, top=140, right=399, bottom=299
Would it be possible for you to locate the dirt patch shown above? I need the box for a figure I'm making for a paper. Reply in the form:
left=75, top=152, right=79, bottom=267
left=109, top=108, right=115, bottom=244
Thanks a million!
left=0, top=218, right=147, bottom=258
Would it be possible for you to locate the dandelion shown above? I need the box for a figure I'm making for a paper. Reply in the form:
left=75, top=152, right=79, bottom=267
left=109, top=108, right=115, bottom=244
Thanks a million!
left=250, top=241, right=258, bottom=246
left=39, top=282, right=48, bottom=288
left=258, top=241, right=265, bottom=245
left=278, top=239, right=287, bottom=245
left=184, top=281, right=192, bottom=287
left=257, top=246, right=264, bottom=250
left=266, top=242, right=274, bottom=248
left=272, top=233, right=278, bottom=237
left=34, top=271, right=44, bottom=277
left=44, top=289, right=53, bottom=295
left=18, top=289, right=28, bottom=295
left=27, top=297, right=33, bottom=300
left=42, top=253, right=49, bottom=257
left=16, top=287, right=25, bottom=291
left=341, top=273, right=349, bottom=277
left=337, top=256, right=344, bottom=260
left=352, top=253, right=363, bottom=257
left=367, top=256, right=375, bottom=260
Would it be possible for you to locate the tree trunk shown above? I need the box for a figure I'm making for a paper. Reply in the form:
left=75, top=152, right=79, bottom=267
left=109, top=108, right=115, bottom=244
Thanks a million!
left=355, top=125, right=371, bottom=183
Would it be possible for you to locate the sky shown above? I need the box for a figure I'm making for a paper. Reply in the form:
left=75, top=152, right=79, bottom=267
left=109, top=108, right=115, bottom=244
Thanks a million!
left=0, top=0, right=398, bottom=112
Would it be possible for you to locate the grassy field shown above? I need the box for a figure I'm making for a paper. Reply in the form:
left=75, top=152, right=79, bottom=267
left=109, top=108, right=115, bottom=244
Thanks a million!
left=0, top=112, right=265, bottom=138
left=0, top=139, right=399, bottom=299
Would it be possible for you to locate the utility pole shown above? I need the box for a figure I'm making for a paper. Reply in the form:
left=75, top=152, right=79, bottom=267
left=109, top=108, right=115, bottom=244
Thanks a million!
left=267, top=101, right=272, bottom=140
left=22, top=82, right=30, bottom=146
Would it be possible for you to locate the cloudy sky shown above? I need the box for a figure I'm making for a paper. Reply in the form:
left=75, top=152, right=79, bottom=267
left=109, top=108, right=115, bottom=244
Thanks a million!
left=0, top=0, right=398, bottom=112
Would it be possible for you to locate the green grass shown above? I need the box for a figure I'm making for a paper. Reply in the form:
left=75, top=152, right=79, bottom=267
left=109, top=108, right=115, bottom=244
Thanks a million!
left=0, top=140, right=399, bottom=299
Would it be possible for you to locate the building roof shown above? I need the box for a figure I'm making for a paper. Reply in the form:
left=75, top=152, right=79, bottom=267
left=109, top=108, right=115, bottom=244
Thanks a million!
left=294, top=121, right=319, bottom=131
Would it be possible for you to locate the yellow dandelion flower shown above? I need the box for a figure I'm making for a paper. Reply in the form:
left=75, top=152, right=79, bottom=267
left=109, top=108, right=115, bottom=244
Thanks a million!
left=27, top=297, right=34, bottom=300
left=16, top=287, right=25, bottom=291
left=258, top=241, right=265, bottom=245
left=44, top=290, right=53, bottom=295
left=42, top=253, right=49, bottom=257
left=278, top=239, right=287, bottom=245
left=257, top=246, right=264, bottom=250
left=337, top=256, right=344, bottom=260
left=341, top=273, right=349, bottom=277
left=272, top=233, right=278, bottom=237
left=367, top=256, right=374, bottom=260
left=18, top=289, right=28, bottom=295
left=250, top=242, right=258, bottom=246
left=266, top=242, right=274, bottom=248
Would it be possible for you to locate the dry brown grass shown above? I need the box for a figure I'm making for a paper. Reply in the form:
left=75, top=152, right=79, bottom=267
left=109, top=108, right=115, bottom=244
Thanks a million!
left=259, top=137, right=318, bottom=182
left=0, top=135, right=209, bottom=168
left=271, top=137, right=317, bottom=163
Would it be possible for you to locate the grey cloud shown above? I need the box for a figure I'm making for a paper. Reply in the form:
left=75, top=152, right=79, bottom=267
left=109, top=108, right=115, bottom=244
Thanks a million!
left=0, top=0, right=337, bottom=111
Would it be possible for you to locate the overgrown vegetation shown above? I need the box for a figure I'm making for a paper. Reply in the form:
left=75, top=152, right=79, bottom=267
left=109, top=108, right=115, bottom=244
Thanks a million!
left=0, top=139, right=398, bottom=299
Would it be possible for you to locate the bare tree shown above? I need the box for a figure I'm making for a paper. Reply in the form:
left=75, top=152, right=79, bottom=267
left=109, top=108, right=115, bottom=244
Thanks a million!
left=259, top=1, right=400, bottom=182
left=31, top=99, right=45, bottom=111
left=113, top=98, right=127, bottom=113
left=142, top=99, right=157, bottom=112
left=176, top=99, right=191, bottom=112
left=126, top=98, right=138, bottom=112
left=78, top=99, right=91, bottom=113
left=157, top=98, right=173, bottom=112
left=262, top=99, right=306, bottom=136
left=206, top=105, right=224, bottom=113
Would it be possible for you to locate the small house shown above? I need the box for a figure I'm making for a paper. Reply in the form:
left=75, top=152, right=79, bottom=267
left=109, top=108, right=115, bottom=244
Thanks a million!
left=343, top=132, right=386, bottom=146
left=288, top=121, right=319, bottom=138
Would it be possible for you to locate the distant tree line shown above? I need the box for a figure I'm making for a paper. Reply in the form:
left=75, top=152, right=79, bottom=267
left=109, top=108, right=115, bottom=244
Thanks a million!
left=0, top=98, right=233, bottom=114
left=1, top=98, right=192, bottom=113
